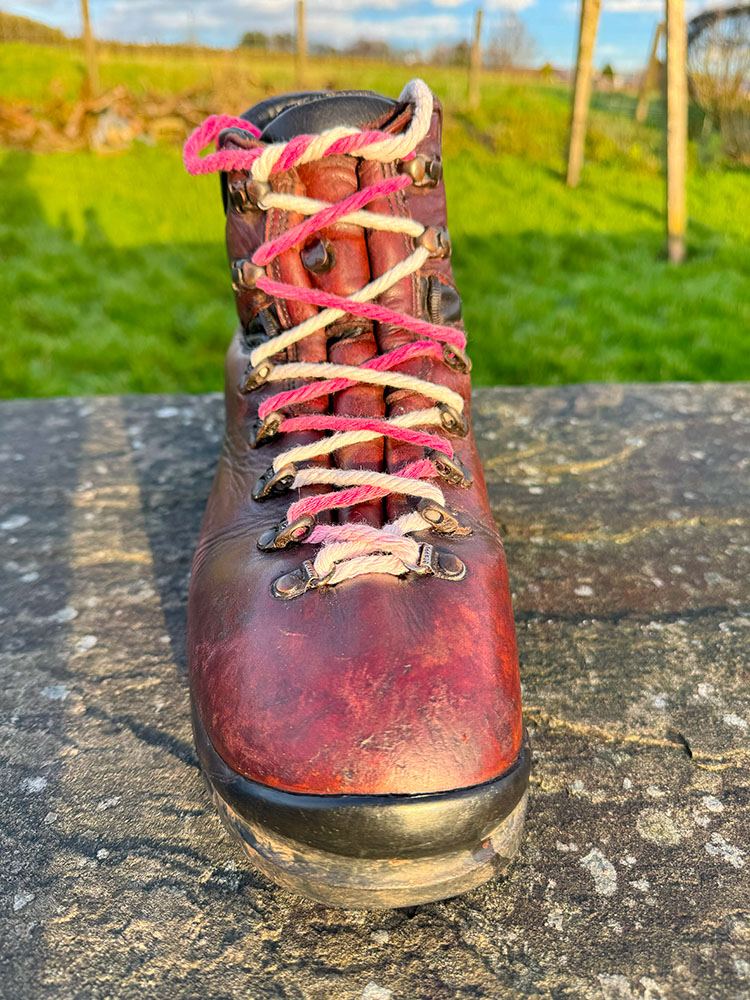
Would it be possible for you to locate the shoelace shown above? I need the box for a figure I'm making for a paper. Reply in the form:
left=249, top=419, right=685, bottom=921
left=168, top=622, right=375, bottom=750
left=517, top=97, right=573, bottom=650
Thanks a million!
left=184, top=79, right=472, bottom=590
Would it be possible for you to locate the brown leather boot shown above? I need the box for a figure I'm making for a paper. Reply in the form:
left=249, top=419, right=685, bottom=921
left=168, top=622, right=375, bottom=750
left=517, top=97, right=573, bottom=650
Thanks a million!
left=185, top=80, right=529, bottom=908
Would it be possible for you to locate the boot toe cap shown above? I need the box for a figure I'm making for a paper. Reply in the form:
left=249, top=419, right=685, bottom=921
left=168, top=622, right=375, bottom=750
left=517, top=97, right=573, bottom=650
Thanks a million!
left=189, top=547, right=523, bottom=797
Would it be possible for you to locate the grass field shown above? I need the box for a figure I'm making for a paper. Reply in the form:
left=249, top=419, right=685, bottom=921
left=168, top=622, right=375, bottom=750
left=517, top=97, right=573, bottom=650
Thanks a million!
left=1, top=41, right=749, bottom=398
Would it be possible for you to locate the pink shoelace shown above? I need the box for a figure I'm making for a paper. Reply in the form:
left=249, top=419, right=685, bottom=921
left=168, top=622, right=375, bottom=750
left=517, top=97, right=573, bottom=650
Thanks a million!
left=184, top=80, right=471, bottom=589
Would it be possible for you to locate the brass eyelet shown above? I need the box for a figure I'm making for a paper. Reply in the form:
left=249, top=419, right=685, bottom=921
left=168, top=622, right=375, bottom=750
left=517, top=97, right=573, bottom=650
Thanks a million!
left=252, top=463, right=297, bottom=501
left=399, top=155, right=442, bottom=188
left=229, top=179, right=271, bottom=213
left=258, top=515, right=316, bottom=551
left=416, top=226, right=451, bottom=258
left=231, top=259, right=265, bottom=291
left=241, top=359, right=275, bottom=393
left=437, top=403, right=468, bottom=437
left=249, top=412, right=282, bottom=448
left=427, top=449, right=473, bottom=489
left=417, top=499, right=472, bottom=536
left=271, top=560, right=333, bottom=600
left=405, top=543, right=467, bottom=581
left=441, top=343, right=472, bottom=374
left=432, top=550, right=467, bottom=580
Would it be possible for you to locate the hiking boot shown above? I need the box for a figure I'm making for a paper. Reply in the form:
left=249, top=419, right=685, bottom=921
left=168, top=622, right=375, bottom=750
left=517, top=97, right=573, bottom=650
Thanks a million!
left=184, top=80, right=529, bottom=908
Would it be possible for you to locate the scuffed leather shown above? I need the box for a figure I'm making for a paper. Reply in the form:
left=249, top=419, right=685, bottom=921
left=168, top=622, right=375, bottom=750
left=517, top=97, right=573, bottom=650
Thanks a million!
left=187, top=91, right=523, bottom=796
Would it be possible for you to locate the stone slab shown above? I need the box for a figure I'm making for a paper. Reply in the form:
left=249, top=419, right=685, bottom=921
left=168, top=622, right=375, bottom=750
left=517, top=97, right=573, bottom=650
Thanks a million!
left=1, top=384, right=748, bottom=1000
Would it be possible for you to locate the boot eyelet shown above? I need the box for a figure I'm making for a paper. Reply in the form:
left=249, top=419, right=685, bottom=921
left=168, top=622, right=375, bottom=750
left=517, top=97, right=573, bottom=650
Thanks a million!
left=427, top=449, right=473, bottom=489
left=425, top=275, right=463, bottom=325
left=231, top=259, right=265, bottom=291
left=416, top=226, right=451, bottom=258
left=437, top=403, right=468, bottom=437
left=249, top=412, right=282, bottom=448
left=441, top=343, right=471, bottom=374
left=399, top=155, right=442, bottom=188
left=301, top=236, right=335, bottom=274
left=271, top=560, right=332, bottom=599
left=258, top=515, right=315, bottom=551
left=433, top=551, right=467, bottom=580
left=241, top=359, right=275, bottom=393
left=417, top=499, right=472, bottom=536
left=426, top=157, right=443, bottom=185
left=229, top=179, right=271, bottom=213
left=242, top=306, right=282, bottom=350
left=252, top=463, right=297, bottom=501
left=405, top=543, right=467, bottom=581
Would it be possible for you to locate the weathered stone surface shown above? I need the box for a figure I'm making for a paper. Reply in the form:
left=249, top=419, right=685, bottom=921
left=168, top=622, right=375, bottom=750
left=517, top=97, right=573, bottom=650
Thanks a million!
left=1, top=384, right=748, bottom=1000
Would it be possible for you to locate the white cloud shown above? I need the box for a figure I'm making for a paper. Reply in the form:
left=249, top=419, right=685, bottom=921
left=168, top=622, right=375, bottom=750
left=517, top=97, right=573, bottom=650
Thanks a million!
left=603, top=0, right=702, bottom=11
left=96, top=1, right=464, bottom=48
left=9, top=0, right=536, bottom=45
left=488, top=0, right=537, bottom=9
left=603, top=0, right=664, bottom=11
left=434, top=0, right=535, bottom=8
left=309, top=12, right=462, bottom=45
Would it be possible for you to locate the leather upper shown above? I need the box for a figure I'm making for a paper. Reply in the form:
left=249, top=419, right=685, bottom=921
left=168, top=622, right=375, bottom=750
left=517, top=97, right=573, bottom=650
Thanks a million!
left=187, top=88, right=523, bottom=796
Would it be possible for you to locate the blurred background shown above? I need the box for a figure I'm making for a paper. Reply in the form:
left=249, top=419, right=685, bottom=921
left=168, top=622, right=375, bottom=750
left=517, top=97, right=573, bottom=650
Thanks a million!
left=0, top=0, right=748, bottom=399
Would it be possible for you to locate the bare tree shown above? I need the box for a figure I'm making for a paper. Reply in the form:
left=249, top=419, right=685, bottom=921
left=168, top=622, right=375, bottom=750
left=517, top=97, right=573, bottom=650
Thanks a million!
left=430, top=41, right=471, bottom=67
left=346, top=38, right=395, bottom=60
left=485, top=13, right=537, bottom=70
left=688, top=4, right=750, bottom=158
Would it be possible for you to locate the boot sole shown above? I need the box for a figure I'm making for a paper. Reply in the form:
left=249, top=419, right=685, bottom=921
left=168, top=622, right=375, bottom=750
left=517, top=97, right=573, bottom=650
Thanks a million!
left=192, top=702, right=530, bottom=909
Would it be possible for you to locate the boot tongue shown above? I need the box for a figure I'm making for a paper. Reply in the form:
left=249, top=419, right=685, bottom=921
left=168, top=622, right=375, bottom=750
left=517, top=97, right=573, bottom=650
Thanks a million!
left=260, top=92, right=397, bottom=143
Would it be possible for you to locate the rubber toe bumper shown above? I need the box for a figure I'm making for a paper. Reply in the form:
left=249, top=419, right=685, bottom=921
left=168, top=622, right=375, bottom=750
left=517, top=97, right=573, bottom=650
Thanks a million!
left=192, top=703, right=530, bottom=909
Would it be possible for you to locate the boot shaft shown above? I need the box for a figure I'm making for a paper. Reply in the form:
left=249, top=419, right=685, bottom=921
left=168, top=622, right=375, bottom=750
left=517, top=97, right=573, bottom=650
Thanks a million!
left=212, top=85, right=473, bottom=535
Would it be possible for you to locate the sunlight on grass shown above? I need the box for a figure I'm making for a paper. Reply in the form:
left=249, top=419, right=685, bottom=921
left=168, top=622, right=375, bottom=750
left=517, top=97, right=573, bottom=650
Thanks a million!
left=1, top=44, right=749, bottom=397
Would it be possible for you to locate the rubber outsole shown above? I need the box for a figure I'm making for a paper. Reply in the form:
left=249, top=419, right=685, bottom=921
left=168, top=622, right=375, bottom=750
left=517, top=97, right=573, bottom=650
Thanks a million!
left=192, top=703, right=530, bottom=909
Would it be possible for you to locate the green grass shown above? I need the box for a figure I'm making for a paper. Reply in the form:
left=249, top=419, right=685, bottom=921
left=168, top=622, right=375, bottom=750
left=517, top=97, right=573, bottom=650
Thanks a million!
left=1, top=43, right=749, bottom=397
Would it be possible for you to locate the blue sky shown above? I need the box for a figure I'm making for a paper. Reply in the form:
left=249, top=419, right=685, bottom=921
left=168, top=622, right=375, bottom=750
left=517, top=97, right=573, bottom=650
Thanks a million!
left=6, top=0, right=714, bottom=71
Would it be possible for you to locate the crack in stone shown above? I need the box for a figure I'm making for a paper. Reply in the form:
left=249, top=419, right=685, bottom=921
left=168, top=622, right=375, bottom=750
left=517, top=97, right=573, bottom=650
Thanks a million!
left=515, top=605, right=749, bottom=626
left=524, top=708, right=749, bottom=769
left=503, top=515, right=749, bottom=545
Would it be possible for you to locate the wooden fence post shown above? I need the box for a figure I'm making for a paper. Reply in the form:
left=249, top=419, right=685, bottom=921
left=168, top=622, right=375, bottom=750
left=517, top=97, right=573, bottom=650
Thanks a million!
left=666, top=0, right=687, bottom=262
left=296, top=1, right=307, bottom=89
left=468, top=8, right=483, bottom=111
left=636, top=21, right=664, bottom=123
left=566, top=0, right=602, bottom=187
left=80, top=0, right=99, bottom=97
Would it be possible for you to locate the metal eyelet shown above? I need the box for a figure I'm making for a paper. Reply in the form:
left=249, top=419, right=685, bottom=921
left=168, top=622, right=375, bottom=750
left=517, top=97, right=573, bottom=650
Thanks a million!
left=416, top=226, right=451, bottom=258
left=426, top=275, right=462, bottom=325
left=257, top=515, right=315, bottom=551
left=252, top=463, right=297, bottom=501
left=405, top=543, right=467, bottom=581
left=241, top=308, right=282, bottom=351
left=437, top=403, right=469, bottom=437
left=241, top=359, right=275, bottom=393
left=441, top=343, right=472, bottom=374
left=399, top=155, right=442, bottom=188
left=427, top=449, right=473, bottom=489
left=301, top=236, right=335, bottom=275
left=271, top=560, right=333, bottom=600
left=231, top=259, right=265, bottom=291
left=431, top=550, right=467, bottom=580
left=417, top=499, right=472, bottom=536
left=229, top=179, right=271, bottom=214
left=249, top=412, right=282, bottom=448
